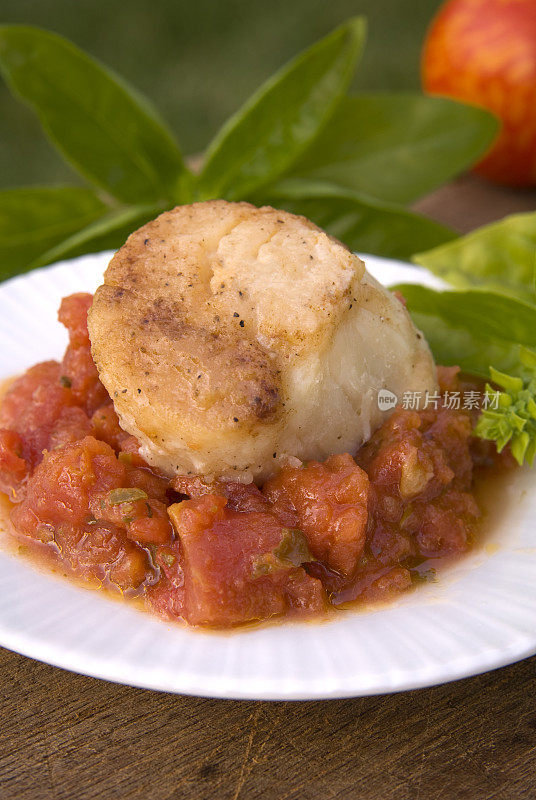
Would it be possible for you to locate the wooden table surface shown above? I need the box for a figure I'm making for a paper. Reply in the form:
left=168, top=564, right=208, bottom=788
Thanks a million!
left=2, top=176, right=536, bottom=800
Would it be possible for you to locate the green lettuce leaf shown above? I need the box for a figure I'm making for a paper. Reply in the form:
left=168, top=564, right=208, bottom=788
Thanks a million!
left=413, top=211, right=536, bottom=302
left=475, top=351, right=536, bottom=465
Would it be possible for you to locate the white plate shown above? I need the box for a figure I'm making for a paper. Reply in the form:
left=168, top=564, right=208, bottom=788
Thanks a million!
left=0, top=252, right=535, bottom=700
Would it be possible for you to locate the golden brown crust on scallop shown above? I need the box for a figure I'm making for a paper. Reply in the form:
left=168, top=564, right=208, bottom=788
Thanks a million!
left=88, top=201, right=437, bottom=480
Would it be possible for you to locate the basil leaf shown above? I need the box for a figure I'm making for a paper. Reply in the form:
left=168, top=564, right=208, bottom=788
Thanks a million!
left=259, top=180, right=456, bottom=260
left=0, top=26, right=186, bottom=204
left=32, top=203, right=163, bottom=268
left=0, top=186, right=106, bottom=281
left=395, top=283, right=536, bottom=378
left=413, top=211, right=536, bottom=302
left=284, top=94, right=498, bottom=204
left=197, top=17, right=366, bottom=201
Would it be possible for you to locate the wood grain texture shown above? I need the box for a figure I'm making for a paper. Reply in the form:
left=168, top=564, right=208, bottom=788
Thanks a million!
left=1, top=174, right=536, bottom=800
left=1, top=648, right=535, bottom=800
left=415, top=174, right=536, bottom=234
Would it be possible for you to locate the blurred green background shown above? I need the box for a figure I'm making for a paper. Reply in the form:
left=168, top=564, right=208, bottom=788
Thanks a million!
left=0, top=0, right=441, bottom=189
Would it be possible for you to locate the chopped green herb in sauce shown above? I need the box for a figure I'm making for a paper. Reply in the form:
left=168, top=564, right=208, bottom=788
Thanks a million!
left=107, top=487, right=148, bottom=505
left=252, top=528, right=314, bottom=578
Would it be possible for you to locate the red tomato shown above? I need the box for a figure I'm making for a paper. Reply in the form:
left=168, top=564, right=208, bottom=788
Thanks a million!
left=422, top=0, right=536, bottom=186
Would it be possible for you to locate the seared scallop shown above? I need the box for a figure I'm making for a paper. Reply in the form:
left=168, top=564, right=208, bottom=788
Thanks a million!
left=88, top=201, right=437, bottom=481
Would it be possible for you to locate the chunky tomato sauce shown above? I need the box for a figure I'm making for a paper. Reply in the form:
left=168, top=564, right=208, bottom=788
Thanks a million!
left=0, top=294, right=513, bottom=627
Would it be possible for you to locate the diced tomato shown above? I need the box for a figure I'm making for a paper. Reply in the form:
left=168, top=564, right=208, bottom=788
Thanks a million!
left=12, top=437, right=125, bottom=530
left=128, top=509, right=172, bottom=545
left=9, top=435, right=167, bottom=590
left=49, top=406, right=93, bottom=450
left=264, top=453, right=370, bottom=577
left=154, top=494, right=326, bottom=626
left=359, top=566, right=413, bottom=603
left=0, top=361, right=76, bottom=470
left=172, top=474, right=269, bottom=512
left=58, top=294, right=108, bottom=415
left=355, top=371, right=483, bottom=570
left=0, top=429, right=28, bottom=498
left=402, top=490, right=480, bottom=558
left=58, top=293, right=93, bottom=347
left=91, top=403, right=128, bottom=450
